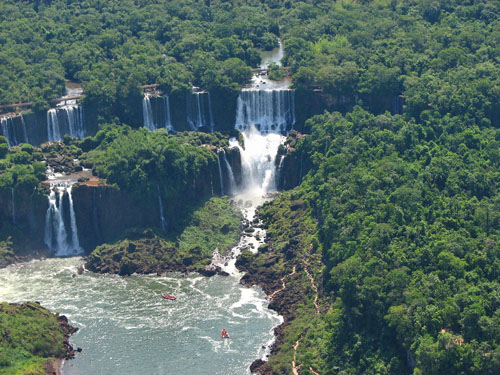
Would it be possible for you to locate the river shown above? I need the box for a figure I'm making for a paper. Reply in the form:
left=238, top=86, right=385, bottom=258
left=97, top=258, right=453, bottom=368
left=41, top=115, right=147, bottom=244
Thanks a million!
left=0, top=256, right=281, bottom=374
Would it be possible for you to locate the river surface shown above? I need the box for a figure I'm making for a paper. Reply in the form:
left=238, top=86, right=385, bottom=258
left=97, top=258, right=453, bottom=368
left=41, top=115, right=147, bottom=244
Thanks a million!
left=0, top=257, right=281, bottom=374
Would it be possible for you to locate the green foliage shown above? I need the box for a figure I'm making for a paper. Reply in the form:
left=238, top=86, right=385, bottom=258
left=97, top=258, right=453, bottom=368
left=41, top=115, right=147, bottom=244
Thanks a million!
left=0, top=143, right=44, bottom=194
left=265, top=106, right=500, bottom=374
left=0, top=0, right=278, bottom=107
left=87, top=197, right=241, bottom=274
left=267, top=62, right=287, bottom=81
left=280, top=0, right=500, bottom=121
left=0, top=302, right=66, bottom=374
left=85, top=126, right=219, bottom=199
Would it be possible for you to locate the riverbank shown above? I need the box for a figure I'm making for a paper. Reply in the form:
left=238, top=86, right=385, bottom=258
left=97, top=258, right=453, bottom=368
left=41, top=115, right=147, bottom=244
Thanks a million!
left=236, top=191, right=326, bottom=374
left=0, top=302, right=78, bottom=375
left=86, top=197, right=242, bottom=276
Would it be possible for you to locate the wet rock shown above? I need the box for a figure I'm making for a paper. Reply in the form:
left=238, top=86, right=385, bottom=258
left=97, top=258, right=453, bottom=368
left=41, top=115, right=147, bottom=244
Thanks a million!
left=199, top=267, right=217, bottom=277
left=250, top=359, right=266, bottom=373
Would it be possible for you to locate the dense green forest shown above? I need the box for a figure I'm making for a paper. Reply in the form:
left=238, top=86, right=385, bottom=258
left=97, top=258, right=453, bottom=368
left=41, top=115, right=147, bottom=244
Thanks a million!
left=0, top=0, right=276, bottom=110
left=0, top=0, right=499, bottom=374
left=255, top=107, right=499, bottom=374
left=1, top=0, right=498, bottom=128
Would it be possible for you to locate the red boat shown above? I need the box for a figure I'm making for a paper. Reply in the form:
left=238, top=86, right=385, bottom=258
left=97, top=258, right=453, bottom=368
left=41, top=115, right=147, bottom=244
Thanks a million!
left=162, top=293, right=175, bottom=300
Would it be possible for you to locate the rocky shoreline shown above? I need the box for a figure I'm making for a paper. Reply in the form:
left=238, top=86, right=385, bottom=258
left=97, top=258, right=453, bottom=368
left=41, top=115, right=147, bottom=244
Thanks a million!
left=238, top=253, right=303, bottom=375
left=235, top=192, right=323, bottom=375
left=0, top=302, right=80, bottom=375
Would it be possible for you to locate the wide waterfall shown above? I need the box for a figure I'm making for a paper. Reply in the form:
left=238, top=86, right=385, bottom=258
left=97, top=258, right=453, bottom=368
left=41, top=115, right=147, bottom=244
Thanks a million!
left=186, top=91, right=215, bottom=131
left=234, top=89, right=295, bottom=133
left=44, top=184, right=83, bottom=256
left=143, top=94, right=174, bottom=131
left=47, top=109, right=62, bottom=142
left=63, top=105, right=86, bottom=139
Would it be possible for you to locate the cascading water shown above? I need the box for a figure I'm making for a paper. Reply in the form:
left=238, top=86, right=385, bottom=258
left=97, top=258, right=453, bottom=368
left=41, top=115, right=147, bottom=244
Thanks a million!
left=63, top=105, right=85, bottom=139
left=67, top=187, right=83, bottom=252
left=1, top=117, right=17, bottom=147
left=230, top=126, right=283, bottom=196
left=186, top=91, right=214, bottom=131
left=47, top=109, right=62, bottom=142
left=217, top=151, right=225, bottom=195
left=143, top=94, right=175, bottom=131
left=221, top=150, right=237, bottom=195
left=158, top=187, right=167, bottom=233
left=142, top=95, right=155, bottom=130
left=207, top=92, right=215, bottom=132
left=44, top=184, right=83, bottom=256
left=163, top=95, right=174, bottom=131
left=20, top=114, right=28, bottom=143
left=234, top=89, right=295, bottom=133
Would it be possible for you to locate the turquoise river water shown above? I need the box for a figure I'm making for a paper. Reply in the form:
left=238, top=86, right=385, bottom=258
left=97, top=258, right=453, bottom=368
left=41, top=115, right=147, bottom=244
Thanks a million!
left=0, top=257, right=281, bottom=374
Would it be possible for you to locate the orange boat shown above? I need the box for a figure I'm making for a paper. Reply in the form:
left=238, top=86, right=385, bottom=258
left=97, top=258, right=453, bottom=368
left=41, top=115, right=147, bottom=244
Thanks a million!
left=162, top=293, right=175, bottom=300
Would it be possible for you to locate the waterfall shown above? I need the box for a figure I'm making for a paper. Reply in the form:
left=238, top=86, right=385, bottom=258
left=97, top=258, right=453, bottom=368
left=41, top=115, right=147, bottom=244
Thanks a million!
left=221, top=150, right=236, bottom=195
left=63, top=105, right=85, bottom=138
left=207, top=92, right=215, bottom=132
left=235, top=89, right=295, bottom=133
left=1, top=117, right=17, bottom=147
left=277, top=155, right=286, bottom=188
left=143, top=95, right=156, bottom=130
left=44, top=185, right=83, bottom=256
left=157, top=188, right=167, bottom=233
left=230, top=125, right=283, bottom=196
left=11, top=187, right=16, bottom=225
left=163, top=95, right=173, bottom=131
left=217, top=151, right=225, bottom=195
left=20, top=115, right=28, bottom=143
left=186, top=92, right=214, bottom=131
left=67, top=186, right=82, bottom=252
left=47, top=109, right=61, bottom=142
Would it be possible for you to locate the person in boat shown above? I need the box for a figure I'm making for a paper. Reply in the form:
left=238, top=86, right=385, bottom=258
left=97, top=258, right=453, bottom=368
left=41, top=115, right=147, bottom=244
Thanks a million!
left=221, top=328, right=230, bottom=338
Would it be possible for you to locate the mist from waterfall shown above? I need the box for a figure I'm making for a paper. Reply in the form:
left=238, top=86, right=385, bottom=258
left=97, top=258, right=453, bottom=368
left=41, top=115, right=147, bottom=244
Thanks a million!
left=230, top=126, right=283, bottom=197
left=44, top=184, right=84, bottom=256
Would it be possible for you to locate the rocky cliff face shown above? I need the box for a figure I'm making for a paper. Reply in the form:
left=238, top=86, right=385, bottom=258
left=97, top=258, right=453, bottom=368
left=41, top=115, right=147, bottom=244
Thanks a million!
left=72, top=160, right=218, bottom=252
left=0, top=104, right=98, bottom=147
